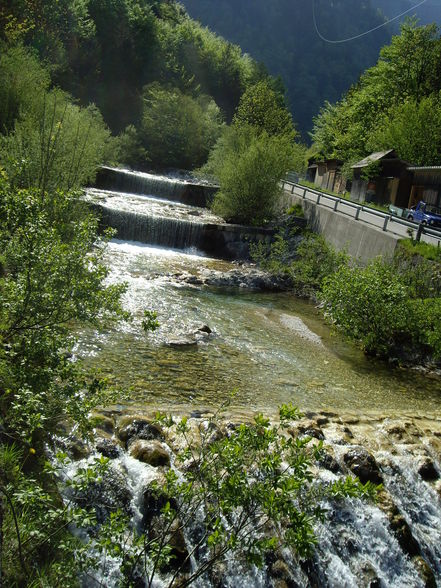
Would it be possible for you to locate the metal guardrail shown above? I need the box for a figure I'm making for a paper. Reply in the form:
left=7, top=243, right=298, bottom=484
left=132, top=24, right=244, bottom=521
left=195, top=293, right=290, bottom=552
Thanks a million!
left=282, top=180, right=441, bottom=248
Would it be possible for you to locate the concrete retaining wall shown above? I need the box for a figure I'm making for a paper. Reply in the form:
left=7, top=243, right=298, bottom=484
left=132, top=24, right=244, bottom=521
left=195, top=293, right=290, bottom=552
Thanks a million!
left=282, top=192, right=401, bottom=263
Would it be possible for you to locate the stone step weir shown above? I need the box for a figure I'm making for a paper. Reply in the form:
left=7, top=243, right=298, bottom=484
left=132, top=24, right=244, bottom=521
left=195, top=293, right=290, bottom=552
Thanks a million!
left=95, top=166, right=218, bottom=207
left=92, top=201, right=275, bottom=260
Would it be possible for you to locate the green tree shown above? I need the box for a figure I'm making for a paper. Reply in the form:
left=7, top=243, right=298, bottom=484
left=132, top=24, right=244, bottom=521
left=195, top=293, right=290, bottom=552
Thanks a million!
left=140, top=83, right=223, bottom=169
left=201, top=125, right=297, bottom=225
left=368, top=94, right=441, bottom=166
left=0, top=45, right=51, bottom=134
left=311, top=20, right=441, bottom=169
left=0, top=88, right=115, bottom=191
left=234, top=79, right=297, bottom=141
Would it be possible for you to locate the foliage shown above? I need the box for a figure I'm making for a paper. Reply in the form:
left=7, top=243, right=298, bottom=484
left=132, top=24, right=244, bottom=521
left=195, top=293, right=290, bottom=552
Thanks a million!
left=311, top=20, right=441, bottom=166
left=0, top=45, right=51, bottom=134
left=368, top=94, right=441, bottom=166
left=289, top=234, right=349, bottom=296
left=114, top=124, right=150, bottom=169
left=397, top=238, right=441, bottom=263
left=67, top=406, right=376, bottom=586
left=140, top=83, right=223, bottom=169
left=1, top=0, right=270, bottom=160
left=0, top=87, right=115, bottom=192
left=360, top=160, right=382, bottom=182
left=252, top=220, right=441, bottom=361
left=201, top=125, right=297, bottom=225
left=321, top=257, right=441, bottom=359
left=234, top=80, right=297, bottom=141
left=252, top=230, right=348, bottom=297
left=0, top=444, right=120, bottom=587
left=0, top=175, right=127, bottom=446
left=393, top=244, right=441, bottom=298
left=321, top=260, right=411, bottom=356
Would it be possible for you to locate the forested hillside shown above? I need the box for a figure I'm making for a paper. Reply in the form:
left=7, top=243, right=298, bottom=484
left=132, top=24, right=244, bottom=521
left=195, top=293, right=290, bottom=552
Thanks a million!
left=182, top=0, right=391, bottom=137
left=0, top=0, right=276, bottom=170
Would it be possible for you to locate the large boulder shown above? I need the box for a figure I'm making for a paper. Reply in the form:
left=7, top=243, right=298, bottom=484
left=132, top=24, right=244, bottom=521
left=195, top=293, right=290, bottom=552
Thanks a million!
left=117, top=418, right=164, bottom=447
left=343, top=447, right=383, bottom=485
left=129, top=439, right=170, bottom=467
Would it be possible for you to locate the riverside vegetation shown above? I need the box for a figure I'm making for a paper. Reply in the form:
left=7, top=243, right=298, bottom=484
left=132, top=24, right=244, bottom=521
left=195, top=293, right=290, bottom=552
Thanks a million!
left=252, top=219, right=441, bottom=367
left=310, top=19, right=441, bottom=174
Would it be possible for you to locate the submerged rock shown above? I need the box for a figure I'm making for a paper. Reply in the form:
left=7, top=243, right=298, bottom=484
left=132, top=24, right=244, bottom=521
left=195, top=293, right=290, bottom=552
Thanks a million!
left=165, top=336, right=198, bottom=348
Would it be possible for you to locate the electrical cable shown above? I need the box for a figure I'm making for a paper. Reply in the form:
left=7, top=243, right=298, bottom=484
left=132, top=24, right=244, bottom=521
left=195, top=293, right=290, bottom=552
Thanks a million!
left=312, top=0, right=428, bottom=44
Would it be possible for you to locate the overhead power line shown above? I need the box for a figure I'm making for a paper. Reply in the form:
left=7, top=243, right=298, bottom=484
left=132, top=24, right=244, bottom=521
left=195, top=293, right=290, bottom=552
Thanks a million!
left=312, top=0, right=429, bottom=44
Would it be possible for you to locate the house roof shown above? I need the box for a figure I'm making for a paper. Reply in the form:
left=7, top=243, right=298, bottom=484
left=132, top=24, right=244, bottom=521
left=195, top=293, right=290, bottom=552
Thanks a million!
left=351, top=150, right=396, bottom=169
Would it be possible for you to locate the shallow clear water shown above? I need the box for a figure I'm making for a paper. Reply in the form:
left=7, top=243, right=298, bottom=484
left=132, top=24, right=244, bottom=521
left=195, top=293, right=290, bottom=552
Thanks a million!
left=77, top=240, right=441, bottom=416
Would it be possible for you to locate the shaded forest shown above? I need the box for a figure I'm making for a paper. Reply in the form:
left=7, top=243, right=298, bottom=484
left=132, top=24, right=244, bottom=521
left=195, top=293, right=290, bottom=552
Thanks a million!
left=373, top=0, right=441, bottom=28
left=183, top=0, right=441, bottom=137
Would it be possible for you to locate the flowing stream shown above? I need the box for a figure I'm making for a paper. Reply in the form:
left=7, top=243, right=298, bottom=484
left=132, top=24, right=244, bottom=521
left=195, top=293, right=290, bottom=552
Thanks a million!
left=72, top=169, right=441, bottom=587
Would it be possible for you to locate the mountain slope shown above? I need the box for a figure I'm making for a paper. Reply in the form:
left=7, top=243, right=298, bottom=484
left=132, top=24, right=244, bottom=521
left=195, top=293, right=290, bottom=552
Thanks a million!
left=373, top=0, right=441, bottom=27
left=182, top=0, right=393, bottom=137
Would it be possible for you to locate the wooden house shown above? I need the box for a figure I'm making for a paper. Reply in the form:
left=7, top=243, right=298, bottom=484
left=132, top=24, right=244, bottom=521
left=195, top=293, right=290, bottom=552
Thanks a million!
left=350, top=150, right=412, bottom=206
left=407, top=166, right=441, bottom=209
left=306, top=158, right=347, bottom=194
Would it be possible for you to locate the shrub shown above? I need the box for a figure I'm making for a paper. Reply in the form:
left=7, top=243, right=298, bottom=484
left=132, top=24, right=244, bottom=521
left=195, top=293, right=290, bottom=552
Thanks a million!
left=288, top=233, right=348, bottom=296
left=114, top=124, right=150, bottom=169
left=321, top=259, right=413, bottom=357
left=201, top=125, right=296, bottom=225
left=0, top=88, right=115, bottom=191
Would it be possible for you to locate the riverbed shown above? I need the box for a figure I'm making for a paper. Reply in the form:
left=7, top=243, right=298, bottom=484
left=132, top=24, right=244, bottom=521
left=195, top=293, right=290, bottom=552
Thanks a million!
left=77, top=239, right=441, bottom=418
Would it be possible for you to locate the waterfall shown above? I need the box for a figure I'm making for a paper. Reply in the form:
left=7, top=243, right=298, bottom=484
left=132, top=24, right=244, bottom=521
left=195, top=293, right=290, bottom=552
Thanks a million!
left=95, top=167, right=217, bottom=207
left=98, top=205, right=204, bottom=251
left=59, top=426, right=441, bottom=588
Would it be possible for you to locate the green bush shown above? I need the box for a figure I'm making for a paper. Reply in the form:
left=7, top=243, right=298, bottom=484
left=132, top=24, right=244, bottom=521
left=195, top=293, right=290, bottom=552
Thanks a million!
left=201, top=125, right=296, bottom=225
left=0, top=45, right=51, bottom=133
left=322, top=259, right=415, bottom=357
left=114, top=124, right=150, bottom=169
left=0, top=88, right=115, bottom=191
left=289, top=233, right=348, bottom=296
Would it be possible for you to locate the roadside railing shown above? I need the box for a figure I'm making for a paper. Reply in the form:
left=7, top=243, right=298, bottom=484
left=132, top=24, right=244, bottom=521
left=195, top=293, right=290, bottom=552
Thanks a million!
left=282, top=180, right=441, bottom=248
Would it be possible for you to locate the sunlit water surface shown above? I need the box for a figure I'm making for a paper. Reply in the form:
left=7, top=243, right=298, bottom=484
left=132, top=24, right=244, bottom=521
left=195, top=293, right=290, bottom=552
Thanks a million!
left=77, top=240, right=441, bottom=416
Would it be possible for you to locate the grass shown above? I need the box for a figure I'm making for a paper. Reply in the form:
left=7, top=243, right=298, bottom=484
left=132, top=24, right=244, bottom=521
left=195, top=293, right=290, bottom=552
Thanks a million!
left=398, top=238, right=441, bottom=261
